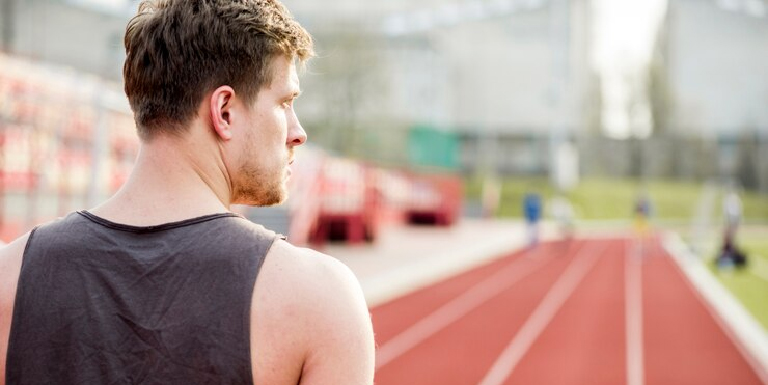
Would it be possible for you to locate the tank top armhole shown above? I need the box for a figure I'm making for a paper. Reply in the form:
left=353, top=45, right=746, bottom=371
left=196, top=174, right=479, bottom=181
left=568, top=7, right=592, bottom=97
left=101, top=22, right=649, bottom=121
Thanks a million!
left=19, top=226, right=40, bottom=270
left=7, top=225, right=41, bottom=379
left=255, top=231, right=286, bottom=279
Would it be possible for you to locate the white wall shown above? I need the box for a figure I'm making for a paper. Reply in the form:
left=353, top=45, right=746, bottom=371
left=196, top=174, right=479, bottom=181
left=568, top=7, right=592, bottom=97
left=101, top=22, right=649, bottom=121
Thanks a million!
left=667, top=0, right=768, bottom=136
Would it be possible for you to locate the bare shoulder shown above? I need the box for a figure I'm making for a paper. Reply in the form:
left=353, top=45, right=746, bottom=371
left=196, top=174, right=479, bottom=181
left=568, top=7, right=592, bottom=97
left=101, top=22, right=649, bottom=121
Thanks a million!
left=1, top=233, right=31, bottom=385
left=265, top=239, right=366, bottom=300
left=250, top=239, right=375, bottom=385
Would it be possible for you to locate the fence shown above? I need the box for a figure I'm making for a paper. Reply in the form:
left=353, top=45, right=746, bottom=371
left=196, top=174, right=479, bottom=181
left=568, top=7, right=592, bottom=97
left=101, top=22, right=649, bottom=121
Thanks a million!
left=458, top=131, right=768, bottom=193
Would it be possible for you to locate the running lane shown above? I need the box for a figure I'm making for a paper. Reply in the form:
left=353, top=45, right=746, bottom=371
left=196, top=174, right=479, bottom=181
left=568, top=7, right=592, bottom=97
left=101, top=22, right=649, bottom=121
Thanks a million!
left=370, top=237, right=767, bottom=385
left=372, top=243, right=546, bottom=345
left=495, top=239, right=627, bottom=384
left=372, top=241, right=586, bottom=385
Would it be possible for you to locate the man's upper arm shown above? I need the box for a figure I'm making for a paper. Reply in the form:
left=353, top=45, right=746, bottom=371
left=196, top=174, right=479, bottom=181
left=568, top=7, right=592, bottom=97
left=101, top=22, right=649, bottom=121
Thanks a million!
left=0, top=233, right=30, bottom=385
left=297, top=253, right=375, bottom=385
left=251, top=240, right=375, bottom=385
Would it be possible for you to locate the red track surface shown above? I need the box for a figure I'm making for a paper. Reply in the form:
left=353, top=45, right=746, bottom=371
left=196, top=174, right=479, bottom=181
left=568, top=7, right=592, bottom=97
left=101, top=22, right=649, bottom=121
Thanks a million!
left=370, top=237, right=766, bottom=385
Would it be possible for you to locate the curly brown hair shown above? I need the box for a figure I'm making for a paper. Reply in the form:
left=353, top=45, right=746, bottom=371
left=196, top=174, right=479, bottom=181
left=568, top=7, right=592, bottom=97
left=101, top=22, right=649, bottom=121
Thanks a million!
left=123, top=0, right=314, bottom=140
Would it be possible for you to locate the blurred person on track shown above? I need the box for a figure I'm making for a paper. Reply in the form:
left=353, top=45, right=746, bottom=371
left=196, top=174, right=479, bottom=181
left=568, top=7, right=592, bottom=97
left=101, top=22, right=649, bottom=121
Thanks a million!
left=716, top=184, right=747, bottom=270
left=549, top=193, right=575, bottom=241
left=722, top=185, right=743, bottom=247
left=523, top=191, right=543, bottom=247
left=632, top=190, right=653, bottom=256
left=481, top=175, right=501, bottom=219
left=633, top=190, right=653, bottom=234
left=0, top=1, right=374, bottom=384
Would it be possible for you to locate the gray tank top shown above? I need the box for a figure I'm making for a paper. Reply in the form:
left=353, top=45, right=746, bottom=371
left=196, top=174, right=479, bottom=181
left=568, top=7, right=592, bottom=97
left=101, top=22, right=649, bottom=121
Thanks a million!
left=7, top=211, right=278, bottom=384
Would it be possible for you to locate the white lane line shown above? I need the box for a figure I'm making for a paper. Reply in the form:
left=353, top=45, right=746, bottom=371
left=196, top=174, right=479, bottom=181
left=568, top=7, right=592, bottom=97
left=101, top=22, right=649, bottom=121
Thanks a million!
left=477, top=242, right=607, bottom=385
left=375, top=246, right=565, bottom=370
left=626, top=238, right=645, bottom=385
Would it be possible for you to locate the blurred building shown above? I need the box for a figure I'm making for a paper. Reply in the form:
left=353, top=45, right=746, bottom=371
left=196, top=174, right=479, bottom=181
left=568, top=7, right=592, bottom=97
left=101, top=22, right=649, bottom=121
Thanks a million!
left=0, top=0, right=130, bottom=81
left=557, top=0, right=768, bottom=191
left=6, top=0, right=765, bottom=191
left=656, top=0, right=768, bottom=190
left=1, top=0, right=596, bottom=178
left=286, top=0, right=595, bottom=177
left=664, top=0, right=768, bottom=136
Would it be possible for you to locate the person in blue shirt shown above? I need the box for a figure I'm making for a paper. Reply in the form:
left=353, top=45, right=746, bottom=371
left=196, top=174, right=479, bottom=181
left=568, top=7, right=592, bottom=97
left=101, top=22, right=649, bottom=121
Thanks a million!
left=523, top=192, right=543, bottom=247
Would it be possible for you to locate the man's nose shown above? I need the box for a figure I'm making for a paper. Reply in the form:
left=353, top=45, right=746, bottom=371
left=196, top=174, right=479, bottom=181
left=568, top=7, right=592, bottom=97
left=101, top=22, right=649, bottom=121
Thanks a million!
left=288, top=111, right=306, bottom=146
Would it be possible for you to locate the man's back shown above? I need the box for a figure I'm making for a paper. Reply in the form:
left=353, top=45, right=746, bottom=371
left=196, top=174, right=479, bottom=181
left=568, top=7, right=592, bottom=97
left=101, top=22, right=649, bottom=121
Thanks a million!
left=6, top=211, right=273, bottom=384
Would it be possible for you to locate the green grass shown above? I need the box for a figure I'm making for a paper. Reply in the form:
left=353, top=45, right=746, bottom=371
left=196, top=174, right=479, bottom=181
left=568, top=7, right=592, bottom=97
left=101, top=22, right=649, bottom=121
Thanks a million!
left=707, top=235, right=768, bottom=331
left=464, top=176, right=768, bottom=222
left=741, top=194, right=768, bottom=222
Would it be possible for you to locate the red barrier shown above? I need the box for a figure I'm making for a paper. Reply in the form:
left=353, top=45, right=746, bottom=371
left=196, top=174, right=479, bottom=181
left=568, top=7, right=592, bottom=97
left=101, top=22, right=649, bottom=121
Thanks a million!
left=404, top=172, right=462, bottom=226
left=309, top=158, right=378, bottom=244
left=301, top=158, right=463, bottom=245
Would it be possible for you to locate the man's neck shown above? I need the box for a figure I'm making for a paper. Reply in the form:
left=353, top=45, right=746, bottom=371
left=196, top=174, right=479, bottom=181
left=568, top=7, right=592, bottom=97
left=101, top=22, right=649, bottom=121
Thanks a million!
left=89, top=133, right=232, bottom=227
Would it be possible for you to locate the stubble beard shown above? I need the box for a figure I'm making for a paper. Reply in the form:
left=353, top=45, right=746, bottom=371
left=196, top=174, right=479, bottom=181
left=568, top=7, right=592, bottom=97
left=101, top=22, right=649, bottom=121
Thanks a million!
left=233, top=139, right=293, bottom=206
left=232, top=129, right=292, bottom=206
left=234, top=162, right=287, bottom=207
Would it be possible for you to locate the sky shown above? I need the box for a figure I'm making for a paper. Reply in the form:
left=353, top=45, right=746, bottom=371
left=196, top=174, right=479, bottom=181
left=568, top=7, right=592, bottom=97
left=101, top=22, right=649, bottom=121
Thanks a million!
left=591, top=0, right=669, bottom=139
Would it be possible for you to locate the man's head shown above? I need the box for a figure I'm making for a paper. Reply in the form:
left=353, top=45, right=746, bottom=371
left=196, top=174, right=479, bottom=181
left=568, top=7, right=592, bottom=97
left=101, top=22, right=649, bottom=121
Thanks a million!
left=123, top=0, right=313, bottom=141
left=123, top=0, right=313, bottom=206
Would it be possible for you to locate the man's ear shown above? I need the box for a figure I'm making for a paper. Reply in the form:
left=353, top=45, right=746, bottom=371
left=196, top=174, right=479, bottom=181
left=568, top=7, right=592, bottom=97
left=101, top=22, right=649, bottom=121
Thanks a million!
left=210, top=85, right=236, bottom=140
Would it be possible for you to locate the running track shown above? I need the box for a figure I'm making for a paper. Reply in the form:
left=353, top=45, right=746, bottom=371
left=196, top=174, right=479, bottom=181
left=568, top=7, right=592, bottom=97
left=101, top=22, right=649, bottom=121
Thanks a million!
left=370, top=237, right=768, bottom=385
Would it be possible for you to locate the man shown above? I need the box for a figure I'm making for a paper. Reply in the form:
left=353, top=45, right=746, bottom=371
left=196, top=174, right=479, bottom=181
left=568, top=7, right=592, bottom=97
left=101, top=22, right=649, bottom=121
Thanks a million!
left=548, top=193, right=575, bottom=241
left=722, top=186, right=742, bottom=245
left=0, top=1, right=375, bottom=384
left=523, top=191, right=542, bottom=247
left=717, top=185, right=746, bottom=269
left=633, top=191, right=652, bottom=236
